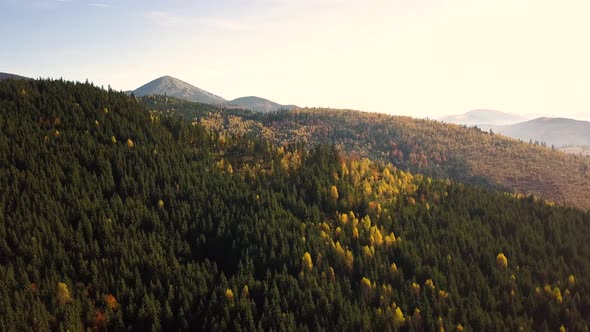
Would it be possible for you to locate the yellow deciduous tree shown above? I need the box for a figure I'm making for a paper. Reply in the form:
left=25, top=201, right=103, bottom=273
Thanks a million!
left=496, top=253, right=508, bottom=268
left=568, top=275, right=575, bottom=287
left=384, top=232, right=396, bottom=247
left=126, top=138, right=135, bottom=148
left=57, top=282, right=71, bottom=305
left=544, top=284, right=552, bottom=295
left=363, top=181, right=372, bottom=195
left=225, top=289, right=235, bottom=304
left=361, top=215, right=371, bottom=230
left=393, top=306, right=405, bottom=328
left=352, top=227, right=359, bottom=239
left=438, top=317, right=445, bottom=332
left=553, top=287, right=563, bottom=304
left=360, top=277, right=373, bottom=299
left=369, top=226, right=383, bottom=246
left=363, top=245, right=374, bottom=258
left=335, top=226, right=342, bottom=239
left=425, top=279, right=435, bottom=290
left=330, top=185, right=339, bottom=202
left=387, top=303, right=405, bottom=328
left=302, top=252, right=313, bottom=272
left=340, top=213, right=348, bottom=224
left=390, top=262, right=398, bottom=275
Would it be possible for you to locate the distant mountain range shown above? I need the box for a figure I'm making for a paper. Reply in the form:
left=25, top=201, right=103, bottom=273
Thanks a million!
left=441, top=109, right=590, bottom=149
left=132, top=75, right=296, bottom=112
left=491, top=117, right=590, bottom=148
left=440, top=109, right=528, bottom=126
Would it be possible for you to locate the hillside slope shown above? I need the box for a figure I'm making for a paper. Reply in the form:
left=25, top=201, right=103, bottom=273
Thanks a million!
left=146, top=100, right=590, bottom=210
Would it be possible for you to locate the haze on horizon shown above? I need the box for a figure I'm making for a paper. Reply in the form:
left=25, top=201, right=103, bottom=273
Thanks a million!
left=1, top=0, right=589, bottom=120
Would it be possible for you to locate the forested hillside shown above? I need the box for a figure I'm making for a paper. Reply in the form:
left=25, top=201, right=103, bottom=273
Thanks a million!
left=144, top=97, right=590, bottom=210
left=1, top=80, right=590, bottom=331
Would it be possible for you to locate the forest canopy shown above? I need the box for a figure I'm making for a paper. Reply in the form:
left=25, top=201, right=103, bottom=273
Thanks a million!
left=143, top=96, right=590, bottom=210
left=0, top=79, right=589, bottom=331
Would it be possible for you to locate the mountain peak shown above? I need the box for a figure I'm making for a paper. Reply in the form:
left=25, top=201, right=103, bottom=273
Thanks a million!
left=156, top=75, right=181, bottom=82
left=133, top=75, right=227, bottom=105
left=0, top=72, right=31, bottom=81
left=228, top=96, right=297, bottom=113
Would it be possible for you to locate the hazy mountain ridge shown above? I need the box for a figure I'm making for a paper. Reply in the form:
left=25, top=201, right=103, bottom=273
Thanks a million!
left=440, top=109, right=528, bottom=126
left=490, top=117, right=590, bottom=148
left=441, top=110, right=590, bottom=152
left=561, top=146, right=590, bottom=156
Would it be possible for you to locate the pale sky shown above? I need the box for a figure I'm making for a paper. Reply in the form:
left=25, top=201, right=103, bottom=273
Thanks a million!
left=1, top=0, right=589, bottom=120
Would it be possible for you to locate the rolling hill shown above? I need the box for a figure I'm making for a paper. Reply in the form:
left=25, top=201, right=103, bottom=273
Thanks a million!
left=440, top=109, right=528, bottom=126
left=133, top=75, right=227, bottom=105
left=228, top=96, right=297, bottom=113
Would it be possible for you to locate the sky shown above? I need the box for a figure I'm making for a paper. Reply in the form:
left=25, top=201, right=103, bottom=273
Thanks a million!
left=1, top=0, right=589, bottom=120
